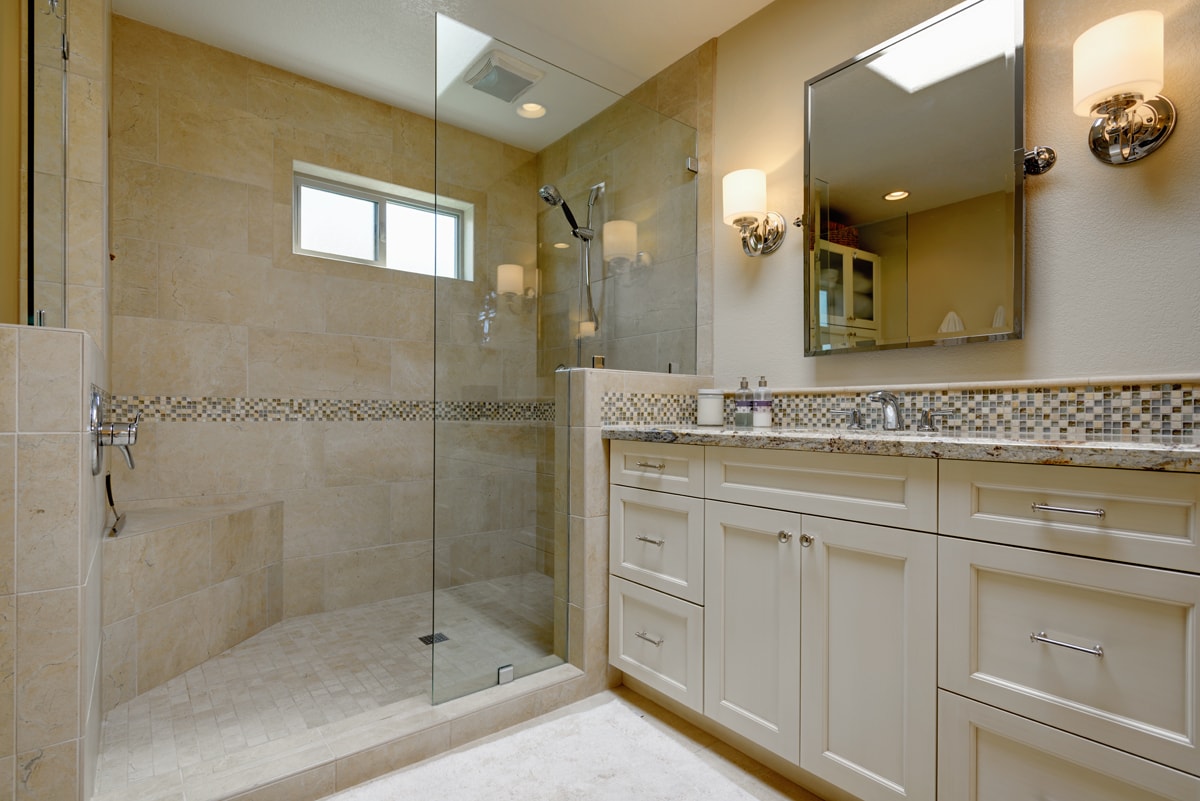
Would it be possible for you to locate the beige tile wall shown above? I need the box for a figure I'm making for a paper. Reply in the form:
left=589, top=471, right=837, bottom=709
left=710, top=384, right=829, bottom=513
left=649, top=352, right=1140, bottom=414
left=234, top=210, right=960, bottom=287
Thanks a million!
left=100, top=503, right=283, bottom=713
left=108, top=16, right=544, bottom=616
left=536, top=41, right=714, bottom=380
left=0, top=323, right=107, bottom=801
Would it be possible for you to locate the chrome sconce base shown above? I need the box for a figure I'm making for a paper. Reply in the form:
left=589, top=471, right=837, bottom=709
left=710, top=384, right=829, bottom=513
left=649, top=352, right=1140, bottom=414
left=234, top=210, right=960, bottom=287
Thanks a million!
left=734, top=211, right=787, bottom=257
left=1086, top=93, right=1176, bottom=165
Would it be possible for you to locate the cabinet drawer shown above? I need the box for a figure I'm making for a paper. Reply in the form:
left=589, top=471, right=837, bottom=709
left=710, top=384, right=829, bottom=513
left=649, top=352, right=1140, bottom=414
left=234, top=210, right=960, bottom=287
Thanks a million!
left=609, top=576, right=703, bottom=712
left=610, top=486, right=704, bottom=604
left=939, top=537, right=1200, bottom=775
left=610, top=441, right=704, bottom=496
left=939, top=692, right=1200, bottom=800
left=939, top=459, right=1200, bottom=573
left=705, top=447, right=937, bottom=530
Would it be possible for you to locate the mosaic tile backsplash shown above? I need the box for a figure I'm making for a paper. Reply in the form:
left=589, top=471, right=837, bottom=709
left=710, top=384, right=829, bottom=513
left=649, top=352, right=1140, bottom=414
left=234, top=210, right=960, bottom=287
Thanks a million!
left=111, top=396, right=555, bottom=423
left=601, top=382, right=1198, bottom=443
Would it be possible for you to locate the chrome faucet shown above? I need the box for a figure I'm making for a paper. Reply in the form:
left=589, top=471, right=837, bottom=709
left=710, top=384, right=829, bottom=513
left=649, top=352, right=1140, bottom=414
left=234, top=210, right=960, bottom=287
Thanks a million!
left=867, top=391, right=903, bottom=430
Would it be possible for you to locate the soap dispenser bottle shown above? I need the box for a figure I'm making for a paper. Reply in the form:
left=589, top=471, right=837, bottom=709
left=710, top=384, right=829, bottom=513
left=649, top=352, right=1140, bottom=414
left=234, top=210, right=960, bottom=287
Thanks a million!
left=753, top=376, right=773, bottom=428
left=734, top=377, right=753, bottom=429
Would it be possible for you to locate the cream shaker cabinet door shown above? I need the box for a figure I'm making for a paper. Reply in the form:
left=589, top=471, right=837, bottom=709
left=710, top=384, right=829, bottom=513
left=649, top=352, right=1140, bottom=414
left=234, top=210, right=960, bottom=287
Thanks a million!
left=939, top=691, right=1200, bottom=801
left=799, top=517, right=937, bottom=801
left=704, top=500, right=801, bottom=763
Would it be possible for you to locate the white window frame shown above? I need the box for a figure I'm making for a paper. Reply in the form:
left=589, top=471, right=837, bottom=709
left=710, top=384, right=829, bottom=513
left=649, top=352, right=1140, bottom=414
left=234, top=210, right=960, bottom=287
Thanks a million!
left=292, top=161, right=474, bottom=281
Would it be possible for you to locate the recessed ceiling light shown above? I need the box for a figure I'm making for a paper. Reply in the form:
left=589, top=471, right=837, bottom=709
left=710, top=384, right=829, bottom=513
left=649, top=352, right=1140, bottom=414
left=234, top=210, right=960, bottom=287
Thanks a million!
left=883, top=190, right=910, bottom=201
left=553, top=242, right=570, bottom=249
left=517, top=102, right=546, bottom=119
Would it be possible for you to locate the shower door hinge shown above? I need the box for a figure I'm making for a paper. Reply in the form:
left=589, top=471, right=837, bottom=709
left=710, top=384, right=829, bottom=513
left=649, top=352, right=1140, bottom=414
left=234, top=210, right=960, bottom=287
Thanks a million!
left=685, top=156, right=699, bottom=174
left=62, top=34, right=69, bottom=61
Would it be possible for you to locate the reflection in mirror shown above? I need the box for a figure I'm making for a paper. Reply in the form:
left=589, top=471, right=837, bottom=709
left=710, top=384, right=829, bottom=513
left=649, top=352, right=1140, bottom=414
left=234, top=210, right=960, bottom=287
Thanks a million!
left=24, top=0, right=69, bottom=326
left=804, top=0, right=1024, bottom=356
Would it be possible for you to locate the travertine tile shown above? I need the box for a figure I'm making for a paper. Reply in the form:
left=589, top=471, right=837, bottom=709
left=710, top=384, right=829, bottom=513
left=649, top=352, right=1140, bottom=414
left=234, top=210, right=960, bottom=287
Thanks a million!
left=390, top=341, right=435, bottom=400
left=0, top=595, right=13, bottom=758
left=247, top=330, right=391, bottom=400
left=66, top=73, right=105, bottom=185
left=157, top=92, right=273, bottom=188
left=16, top=738, right=76, bottom=801
left=333, top=724, right=450, bottom=790
left=227, top=765, right=335, bottom=801
left=136, top=592, right=208, bottom=691
left=17, top=328, right=81, bottom=434
left=282, top=484, right=391, bottom=559
left=15, top=587, right=79, bottom=752
left=0, top=755, right=11, bottom=801
left=111, top=77, right=158, bottom=162
left=103, top=519, right=213, bottom=625
left=0, top=437, right=14, bottom=597
left=101, top=616, right=137, bottom=714
left=155, top=167, right=249, bottom=253
left=389, top=480, right=433, bottom=544
left=15, top=435, right=80, bottom=593
left=112, top=317, right=248, bottom=397
left=0, top=329, right=15, bottom=432
left=324, top=278, right=433, bottom=342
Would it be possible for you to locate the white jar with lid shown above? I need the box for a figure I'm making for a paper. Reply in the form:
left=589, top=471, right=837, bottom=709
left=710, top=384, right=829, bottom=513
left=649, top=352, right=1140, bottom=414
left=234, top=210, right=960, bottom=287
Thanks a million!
left=697, top=388, right=724, bottom=426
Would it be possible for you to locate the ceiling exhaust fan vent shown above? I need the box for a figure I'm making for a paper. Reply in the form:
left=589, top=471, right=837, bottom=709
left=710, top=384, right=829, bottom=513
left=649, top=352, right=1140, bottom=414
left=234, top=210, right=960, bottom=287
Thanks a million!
left=465, top=50, right=543, bottom=103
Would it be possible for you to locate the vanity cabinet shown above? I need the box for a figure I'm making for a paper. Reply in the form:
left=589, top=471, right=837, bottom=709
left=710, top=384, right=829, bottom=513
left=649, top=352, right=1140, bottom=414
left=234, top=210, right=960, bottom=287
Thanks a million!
left=703, top=500, right=801, bottom=761
left=609, top=441, right=937, bottom=801
left=608, top=443, right=706, bottom=712
left=937, top=460, right=1200, bottom=798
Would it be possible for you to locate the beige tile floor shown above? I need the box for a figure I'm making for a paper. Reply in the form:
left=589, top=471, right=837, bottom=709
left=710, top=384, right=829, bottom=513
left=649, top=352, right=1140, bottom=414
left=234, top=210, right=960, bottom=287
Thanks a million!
left=96, top=573, right=560, bottom=799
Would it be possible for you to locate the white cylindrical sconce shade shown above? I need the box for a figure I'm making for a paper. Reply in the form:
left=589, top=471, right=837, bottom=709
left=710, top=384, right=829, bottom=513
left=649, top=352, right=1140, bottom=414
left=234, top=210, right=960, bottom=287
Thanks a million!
left=1073, top=10, right=1164, bottom=116
left=722, top=169, right=767, bottom=226
left=602, top=220, right=638, bottom=262
left=497, top=263, right=523, bottom=295
left=578, top=320, right=596, bottom=338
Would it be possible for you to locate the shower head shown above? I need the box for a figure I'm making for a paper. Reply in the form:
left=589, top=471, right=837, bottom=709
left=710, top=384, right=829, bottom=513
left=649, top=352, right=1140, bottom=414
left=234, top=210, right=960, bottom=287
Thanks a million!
left=539, top=184, right=581, bottom=236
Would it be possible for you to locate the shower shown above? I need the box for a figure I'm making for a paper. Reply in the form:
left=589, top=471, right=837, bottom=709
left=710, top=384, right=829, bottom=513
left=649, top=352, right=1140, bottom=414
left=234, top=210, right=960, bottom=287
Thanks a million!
left=541, top=182, right=604, bottom=339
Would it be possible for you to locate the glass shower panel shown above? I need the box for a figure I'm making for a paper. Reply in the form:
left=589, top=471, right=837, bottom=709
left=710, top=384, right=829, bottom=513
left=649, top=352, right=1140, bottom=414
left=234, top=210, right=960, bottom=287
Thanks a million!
left=431, top=15, right=589, bottom=702
left=432, top=13, right=699, bottom=703
left=26, top=0, right=68, bottom=326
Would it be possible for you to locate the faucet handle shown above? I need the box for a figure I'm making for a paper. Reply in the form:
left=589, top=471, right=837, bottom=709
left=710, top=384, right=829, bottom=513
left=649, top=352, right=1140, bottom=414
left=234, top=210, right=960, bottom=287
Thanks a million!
left=917, top=409, right=954, bottom=432
left=831, top=409, right=865, bottom=430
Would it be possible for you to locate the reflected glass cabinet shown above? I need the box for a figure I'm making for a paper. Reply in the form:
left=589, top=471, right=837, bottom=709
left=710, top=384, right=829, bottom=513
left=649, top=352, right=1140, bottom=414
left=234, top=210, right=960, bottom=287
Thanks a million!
left=811, top=240, right=881, bottom=351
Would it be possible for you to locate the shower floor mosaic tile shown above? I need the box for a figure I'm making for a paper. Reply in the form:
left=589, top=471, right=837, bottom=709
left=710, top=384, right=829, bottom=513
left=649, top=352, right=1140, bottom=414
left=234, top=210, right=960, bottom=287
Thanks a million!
left=95, top=573, right=558, bottom=798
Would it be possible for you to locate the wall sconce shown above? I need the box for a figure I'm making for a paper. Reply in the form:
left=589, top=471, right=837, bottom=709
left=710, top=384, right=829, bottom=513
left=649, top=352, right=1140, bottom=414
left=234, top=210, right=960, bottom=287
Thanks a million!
left=1073, top=10, right=1176, bottom=165
left=495, top=263, right=536, bottom=311
left=602, top=220, right=652, bottom=268
left=722, top=169, right=786, bottom=256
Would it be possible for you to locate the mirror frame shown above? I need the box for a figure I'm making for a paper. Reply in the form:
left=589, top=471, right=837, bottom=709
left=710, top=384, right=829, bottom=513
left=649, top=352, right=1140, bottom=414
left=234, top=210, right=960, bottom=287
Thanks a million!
left=802, top=0, right=1025, bottom=357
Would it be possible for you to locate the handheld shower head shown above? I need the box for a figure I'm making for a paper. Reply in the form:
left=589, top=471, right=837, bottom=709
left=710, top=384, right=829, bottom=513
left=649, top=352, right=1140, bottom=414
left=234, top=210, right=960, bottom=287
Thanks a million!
left=539, top=184, right=580, bottom=236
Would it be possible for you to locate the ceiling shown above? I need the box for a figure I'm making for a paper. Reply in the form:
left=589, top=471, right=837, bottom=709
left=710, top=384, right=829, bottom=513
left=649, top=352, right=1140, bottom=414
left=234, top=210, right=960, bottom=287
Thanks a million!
left=110, top=0, right=777, bottom=151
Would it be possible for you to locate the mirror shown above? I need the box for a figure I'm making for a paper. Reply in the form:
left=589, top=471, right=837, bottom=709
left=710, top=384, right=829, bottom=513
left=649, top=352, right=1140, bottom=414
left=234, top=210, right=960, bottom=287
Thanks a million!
left=803, top=0, right=1024, bottom=356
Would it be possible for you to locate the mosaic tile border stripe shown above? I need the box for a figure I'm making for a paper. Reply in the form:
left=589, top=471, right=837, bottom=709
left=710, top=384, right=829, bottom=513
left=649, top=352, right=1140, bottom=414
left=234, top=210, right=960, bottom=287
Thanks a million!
left=601, top=382, right=1199, bottom=443
left=111, top=396, right=555, bottom=424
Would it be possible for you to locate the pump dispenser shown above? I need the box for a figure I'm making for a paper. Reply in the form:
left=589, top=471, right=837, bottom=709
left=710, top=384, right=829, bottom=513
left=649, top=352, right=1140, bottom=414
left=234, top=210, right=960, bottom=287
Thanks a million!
left=734, top=377, right=753, bottom=429
left=753, top=376, right=773, bottom=427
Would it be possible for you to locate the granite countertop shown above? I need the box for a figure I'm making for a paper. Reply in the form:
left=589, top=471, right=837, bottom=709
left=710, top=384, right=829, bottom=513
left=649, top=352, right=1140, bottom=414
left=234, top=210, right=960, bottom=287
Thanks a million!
left=602, top=425, right=1200, bottom=473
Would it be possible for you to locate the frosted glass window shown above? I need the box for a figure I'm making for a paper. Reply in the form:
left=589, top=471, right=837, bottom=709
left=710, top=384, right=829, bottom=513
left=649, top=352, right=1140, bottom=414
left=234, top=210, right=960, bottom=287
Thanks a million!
left=386, top=202, right=460, bottom=278
left=297, top=186, right=378, bottom=262
left=294, top=167, right=471, bottom=280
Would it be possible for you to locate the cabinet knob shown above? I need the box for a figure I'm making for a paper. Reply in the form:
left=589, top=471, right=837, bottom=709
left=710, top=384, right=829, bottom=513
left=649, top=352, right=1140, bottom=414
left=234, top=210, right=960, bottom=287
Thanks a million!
left=778, top=530, right=793, bottom=543
left=799, top=533, right=815, bottom=547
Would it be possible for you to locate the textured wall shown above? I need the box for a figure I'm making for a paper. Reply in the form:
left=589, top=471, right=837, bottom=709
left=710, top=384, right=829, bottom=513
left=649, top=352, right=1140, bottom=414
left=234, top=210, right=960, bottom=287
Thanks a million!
left=108, top=15, right=544, bottom=616
left=713, top=0, right=1200, bottom=387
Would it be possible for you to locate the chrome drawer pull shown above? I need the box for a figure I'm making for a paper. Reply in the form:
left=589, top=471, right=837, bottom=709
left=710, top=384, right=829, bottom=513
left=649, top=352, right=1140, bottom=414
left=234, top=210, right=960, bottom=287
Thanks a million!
left=635, top=461, right=666, bottom=470
left=1030, top=631, right=1104, bottom=658
left=1031, top=502, right=1106, bottom=519
left=635, top=535, right=665, bottom=547
left=635, top=631, right=664, bottom=647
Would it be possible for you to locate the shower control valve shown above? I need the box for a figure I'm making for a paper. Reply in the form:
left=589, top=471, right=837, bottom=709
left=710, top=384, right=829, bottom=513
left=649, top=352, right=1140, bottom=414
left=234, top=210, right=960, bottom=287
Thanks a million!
left=96, top=411, right=142, bottom=470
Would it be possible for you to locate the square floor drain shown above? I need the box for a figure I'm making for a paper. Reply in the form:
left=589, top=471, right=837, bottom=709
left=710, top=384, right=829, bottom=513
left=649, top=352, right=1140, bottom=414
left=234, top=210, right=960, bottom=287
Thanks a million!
left=419, top=632, right=449, bottom=645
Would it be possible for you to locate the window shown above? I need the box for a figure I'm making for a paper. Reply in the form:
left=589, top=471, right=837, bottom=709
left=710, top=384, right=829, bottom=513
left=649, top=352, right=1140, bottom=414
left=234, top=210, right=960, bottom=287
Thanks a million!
left=293, top=163, right=473, bottom=280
